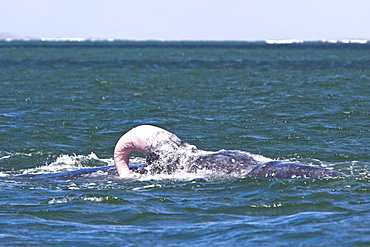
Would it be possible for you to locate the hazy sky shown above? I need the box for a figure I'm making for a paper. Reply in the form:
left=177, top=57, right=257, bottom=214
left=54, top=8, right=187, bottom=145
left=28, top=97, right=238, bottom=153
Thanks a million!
left=1, top=0, right=370, bottom=40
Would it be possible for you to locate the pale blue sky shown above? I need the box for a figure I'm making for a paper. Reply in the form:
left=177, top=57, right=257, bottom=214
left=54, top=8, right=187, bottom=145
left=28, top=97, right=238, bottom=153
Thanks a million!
left=1, top=0, right=370, bottom=40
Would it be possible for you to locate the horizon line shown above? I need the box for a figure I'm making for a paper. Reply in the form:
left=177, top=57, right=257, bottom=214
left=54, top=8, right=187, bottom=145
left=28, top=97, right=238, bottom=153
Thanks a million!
left=0, top=37, right=369, bottom=44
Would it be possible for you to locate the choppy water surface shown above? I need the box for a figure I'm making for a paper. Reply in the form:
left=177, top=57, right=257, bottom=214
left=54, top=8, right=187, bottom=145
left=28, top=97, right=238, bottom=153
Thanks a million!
left=1, top=41, right=369, bottom=246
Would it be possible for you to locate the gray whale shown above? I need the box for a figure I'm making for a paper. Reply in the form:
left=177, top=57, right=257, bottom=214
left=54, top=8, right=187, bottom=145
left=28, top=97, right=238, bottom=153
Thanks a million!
left=113, top=125, right=346, bottom=179
left=14, top=125, right=346, bottom=180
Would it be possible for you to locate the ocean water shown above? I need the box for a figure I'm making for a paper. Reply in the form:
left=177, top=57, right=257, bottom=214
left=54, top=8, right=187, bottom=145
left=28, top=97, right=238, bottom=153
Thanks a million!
left=0, top=41, right=369, bottom=246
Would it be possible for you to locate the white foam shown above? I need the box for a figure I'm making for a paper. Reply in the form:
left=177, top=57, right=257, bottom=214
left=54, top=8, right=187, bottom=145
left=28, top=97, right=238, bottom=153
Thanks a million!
left=48, top=197, right=70, bottom=204
left=21, top=152, right=113, bottom=175
left=39, top=37, right=119, bottom=42
left=346, top=39, right=368, bottom=44
left=40, top=37, right=87, bottom=42
left=321, top=39, right=368, bottom=44
left=0, top=172, right=10, bottom=177
left=266, top=39, right=369, bottom=45
left=239, top=151, right=272, bottom=164
left=265, top=39, right=305, bottom=44
left=128, top=167, right=237, bottom=184
left=0, top=155, right=11, bottom=160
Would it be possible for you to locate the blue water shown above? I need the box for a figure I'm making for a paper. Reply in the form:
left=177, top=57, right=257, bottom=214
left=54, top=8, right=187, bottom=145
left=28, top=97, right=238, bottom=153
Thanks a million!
left=0, top=41, right=369, bottom=246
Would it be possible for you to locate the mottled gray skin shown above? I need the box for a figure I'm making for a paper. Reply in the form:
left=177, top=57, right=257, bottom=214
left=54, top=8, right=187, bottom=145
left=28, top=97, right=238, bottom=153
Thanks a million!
left=147, top=148, right=346, bottom=179
left=130, top=125, right=346, bottom=178
left=193, top=151, right=345, bottom=178
left=191, top=150, right=345, bottom=178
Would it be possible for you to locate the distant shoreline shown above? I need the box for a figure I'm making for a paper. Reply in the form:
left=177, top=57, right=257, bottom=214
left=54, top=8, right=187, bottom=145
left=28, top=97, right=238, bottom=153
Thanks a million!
left=1, top=32, right=369, bottom=44
left=0, top=38, right=369, bottom=45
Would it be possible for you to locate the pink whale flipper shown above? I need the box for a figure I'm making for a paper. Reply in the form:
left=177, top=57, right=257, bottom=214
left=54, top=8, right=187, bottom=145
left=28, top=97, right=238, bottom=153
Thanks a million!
left=114, top=125, right=182, bottom=177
